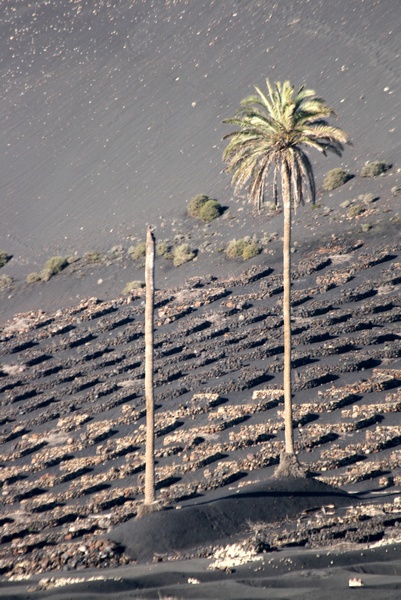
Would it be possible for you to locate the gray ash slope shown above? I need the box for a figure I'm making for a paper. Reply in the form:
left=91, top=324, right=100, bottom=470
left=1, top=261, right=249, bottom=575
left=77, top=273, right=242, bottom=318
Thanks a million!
left=0, top=235, right=401, bottom=575
left=2, top=0, right=401, bottom=276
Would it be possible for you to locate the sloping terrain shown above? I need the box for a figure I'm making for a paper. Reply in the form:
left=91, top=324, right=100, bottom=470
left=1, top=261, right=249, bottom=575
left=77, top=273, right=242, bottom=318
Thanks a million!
left=1, top=0, right=401, bottom=285
left=0, top=236, right=400, bottom=577
left=1, top=1, right=401, bottom=597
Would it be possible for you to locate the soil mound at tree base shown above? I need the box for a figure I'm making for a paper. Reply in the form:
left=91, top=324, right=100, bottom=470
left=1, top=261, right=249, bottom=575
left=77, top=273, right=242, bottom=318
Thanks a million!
left=109, top=476, right=355, bottom=562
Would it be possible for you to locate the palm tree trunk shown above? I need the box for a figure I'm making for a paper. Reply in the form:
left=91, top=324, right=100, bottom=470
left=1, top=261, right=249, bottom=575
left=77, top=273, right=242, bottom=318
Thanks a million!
left=144, top=226, right=156, bottom=505
left=282, top=162, right=294, bottom=455
left=275, top=164, right=306, bottom=479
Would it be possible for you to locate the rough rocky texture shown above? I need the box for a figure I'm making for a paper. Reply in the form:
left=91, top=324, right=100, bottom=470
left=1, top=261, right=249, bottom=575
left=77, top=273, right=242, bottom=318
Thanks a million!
left=0, top=240, right=400, bottom=578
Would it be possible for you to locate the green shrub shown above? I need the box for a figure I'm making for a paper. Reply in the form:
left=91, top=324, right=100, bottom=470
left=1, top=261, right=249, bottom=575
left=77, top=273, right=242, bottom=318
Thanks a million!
left=242, top=242, right=261, bottom=260
left=156, top=241, right=173, bottom=259
left=84, top=251, right=103, bottom=263
left=360, top=160, right=390, bottom=177
left=322, top=168, right=352, bottom=191
left=391, top=185, right=401, bottom=196
left=226, top=238, right=260, bottom=260
left=128, top=242, right=146, bottom=260
left=188, top=195, right=222, bottom=222
left=361, top=223, right=372, bottom=232
left=347, top=204, right=365, bottom=218
left=0, top=274, right=13, bottom=290
left=359, top=193, right=376, bottom=205
left=123, top=281, right=145, bottom=294
left=198, top=199, right=222, bottom=223
left=27, top=272, right=41, bottom=284
left=41, top=256, right=68, bottom=281
left=226, top=239, right=247, bottom=259
left=109, top=245, right=125, bottom=259
left=187, top=194, right=209, bottom=218
left=172, top=244, right=195, bottom=267
left=0, top=251, right=10, bottom=268
left=261, top=232, right=279, bottom=245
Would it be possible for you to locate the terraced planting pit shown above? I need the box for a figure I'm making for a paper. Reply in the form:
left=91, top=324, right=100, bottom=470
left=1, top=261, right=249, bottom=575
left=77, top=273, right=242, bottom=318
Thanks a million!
left=0, top=243, right=400, bottom=577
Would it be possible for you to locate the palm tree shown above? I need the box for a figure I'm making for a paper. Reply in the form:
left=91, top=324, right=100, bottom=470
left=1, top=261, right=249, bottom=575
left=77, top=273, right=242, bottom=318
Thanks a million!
left=222, top=79, right=349, bottom=476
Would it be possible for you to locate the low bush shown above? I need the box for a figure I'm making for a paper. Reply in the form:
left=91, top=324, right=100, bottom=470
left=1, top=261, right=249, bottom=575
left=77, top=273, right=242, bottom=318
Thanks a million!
left=242, top=242, right=261, bottom=260
left=0, top=251, right=10, bottom=268
left=123, top=281, right=145, bottom=294
left=226, top=239, right=247, bottom=259
left=360, top=160, right=390, bottom=177
left=322, top=168, right=352, bottom=191
left=261, top=232, right=279, bottom=245
left=347, top=204, right=365, bottom=218
left=129, top=242, right=146, bottom=260
left=198, top=199, right=222, bottom=223
left=187, top=194, right=209, bottom=218
left=156, top=241, right=173, bottom=259
left=359, top=193, right=376, bottom=205
left=109, top=245, right=125, bottom=259
left=27, top=273, right=41, bottom=284
left=173, top=244, right=195, bottom=267
left=41, top=256, right=68, bottom=281
left=84, top=251, right=103, bottom=263
left=226, top=238, right=261, bottom=260
left=188, top=195, right=222, bottom=222
left=0, top=275, right=13, bottom=290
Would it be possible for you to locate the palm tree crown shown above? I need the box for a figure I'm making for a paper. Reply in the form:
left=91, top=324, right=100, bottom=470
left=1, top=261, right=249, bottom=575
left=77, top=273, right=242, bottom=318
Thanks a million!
left=223, top=79, right=350, bottom=210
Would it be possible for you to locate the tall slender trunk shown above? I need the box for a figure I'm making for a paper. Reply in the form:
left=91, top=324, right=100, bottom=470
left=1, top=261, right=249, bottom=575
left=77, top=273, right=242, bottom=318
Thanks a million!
left=282, top=163, right=294, bottom=455
left=144, top=226, right=156, bottom=505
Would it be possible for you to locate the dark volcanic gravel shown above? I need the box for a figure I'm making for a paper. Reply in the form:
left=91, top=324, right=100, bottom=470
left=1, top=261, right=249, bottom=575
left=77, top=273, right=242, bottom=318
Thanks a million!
left=0, top=241, right=400, bottom=576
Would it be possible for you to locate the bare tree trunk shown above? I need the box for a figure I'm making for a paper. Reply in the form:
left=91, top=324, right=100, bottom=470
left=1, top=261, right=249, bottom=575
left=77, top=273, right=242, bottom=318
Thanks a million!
left=144, top=226, right=156, bottom=506
left=282, top=164, right=294, bottom=456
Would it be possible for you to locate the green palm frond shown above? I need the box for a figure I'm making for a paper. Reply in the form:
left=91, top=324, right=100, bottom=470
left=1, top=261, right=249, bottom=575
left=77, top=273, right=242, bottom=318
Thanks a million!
left=293, top=86, right=315, bottom=110
left=290, top=151, right=303, bottom=209
left=222, top=78, right=349, bottom=210
left=300, top=97, right=334, bottom=114
left=302, top=123, right=348, bottom=141
left=241, top=91, right=273, bottom=115
left=295, top=147, right=316, bottom=204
